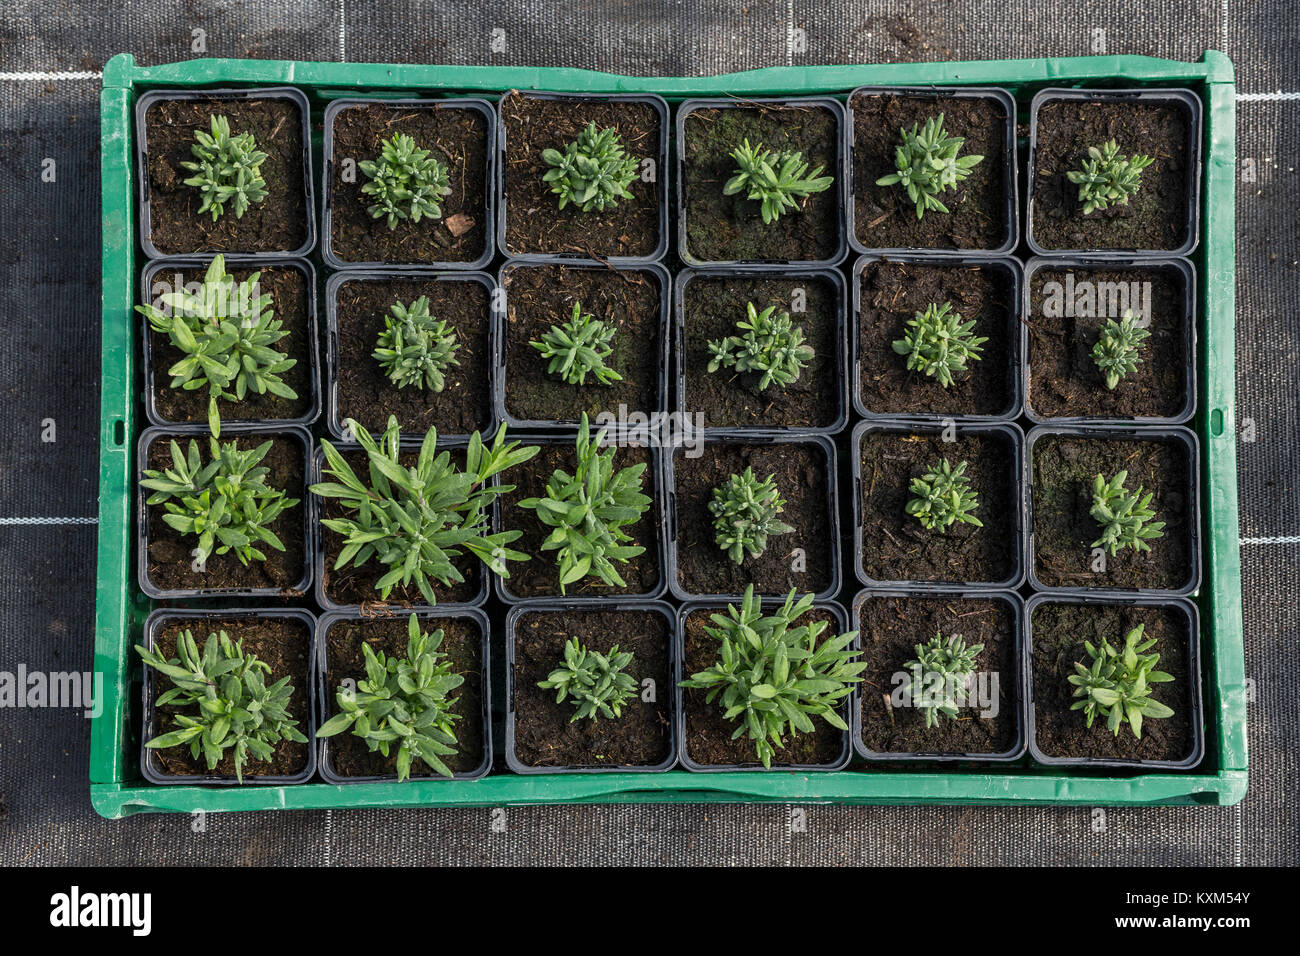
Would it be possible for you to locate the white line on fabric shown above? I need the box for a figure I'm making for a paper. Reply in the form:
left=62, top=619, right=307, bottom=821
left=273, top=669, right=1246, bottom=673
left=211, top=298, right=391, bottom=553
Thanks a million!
left=324, top=808, right=333, bottom=866
left=1237, top=91, right=1300, bottom=101
left=0, top=71, right=101, bottom=81
left=1222, top=0, right=1229, bottom=53
left=786, top=0, right=794, bottom=67
left=338, top=0, right=347, bottom=62
left=1240, top=535, right=1300, bottom=545
left=0, top=516, right=97, bottom=525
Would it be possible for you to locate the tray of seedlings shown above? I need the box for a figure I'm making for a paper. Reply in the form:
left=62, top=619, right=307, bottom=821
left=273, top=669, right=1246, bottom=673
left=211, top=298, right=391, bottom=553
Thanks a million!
left=93, top=52, right=1242, bottom=816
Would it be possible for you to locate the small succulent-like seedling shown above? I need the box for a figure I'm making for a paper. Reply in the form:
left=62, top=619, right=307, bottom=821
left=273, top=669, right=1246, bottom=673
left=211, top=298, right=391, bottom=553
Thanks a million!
left=181, top=114, right=268, bottom=222
left=518, top=414, right=650, bottom=593
left=372, top=295, right=460, bottom=392
left=136, top=629, right=305, bottom=783
left=905, top=458, right=982, bottom=532
left=905, top=632, right=984, bottom=729
left=709, top=467, right=794, bottom=565
left=136, top=255, right=298, bottom=437
left=529, top=301, right=622, bottom=386
left=875, top=113, right=984, bottom=220
left=723, top=139, right=834, bottom=224
left=679, top=586, right=864, bottom=768
left=359, top=133, right=452, bottom=229
left=311, top=416, right=539, bottom=604
left=707, top=301, right=815, bottom=391
left=1090, top=470, right=1165, bottom=556
left=316, top=613, right=464, bottom=780
left=892, top=301, right=987, bottom=388
left=1091, top=309, right=1150, bottom=390
left=1068, top=623, right=1174, bottom=739
left=1066, top=140, right=1154, bottom=215
left=538, top=636, right=638, bottom=722
left=141, top=436, right=299, bottom=568
left=542, top=121, right=640, bottom=212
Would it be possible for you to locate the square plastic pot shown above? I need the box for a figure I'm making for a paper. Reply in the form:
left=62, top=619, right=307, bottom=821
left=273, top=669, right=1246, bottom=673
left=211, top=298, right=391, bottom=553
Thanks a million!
left=139, top=607, right=318, bottom=786
left=322, top=97, right=496, bottom=271
left=314, top=606, right=492, bottom=783
left=844, top=85, right=1019, bottom=257
left=504, top=599, right=679, bottom=774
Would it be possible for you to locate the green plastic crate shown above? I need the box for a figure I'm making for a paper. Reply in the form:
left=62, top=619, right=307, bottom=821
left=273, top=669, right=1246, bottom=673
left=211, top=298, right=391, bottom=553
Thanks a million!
left=93, top=51, right=1244, bottom=817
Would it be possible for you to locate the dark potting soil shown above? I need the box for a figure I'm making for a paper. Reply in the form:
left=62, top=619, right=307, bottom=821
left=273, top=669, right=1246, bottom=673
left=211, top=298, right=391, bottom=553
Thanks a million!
left=503, top=264, right=663, bottom=424
left=323, top=615, right=485, bottom=778
left=1032, top=434, right=1193, bottom=591
left=681, top=273, right=840, bottom=429
left=333, top=277, right=491, bottom=437
left=146, top=264, right=312, bottom=425
left=149, top=616, right=311, bottom=779
left=1027, top=266, right=1189, bottom=420
left=673, top=442, right=833, bottom=597
left=857, top=259, right=1016, bottom=417
left=857, top=430, right=1018, bottom=585
left=144, top=96, right=307, bottom=255
left=1030, top=601, right=1195, bottom=763
left=1031, top=99, right=1193, bottom=252
left=855, top=593, right=1018, bottom=757
left=500, top=443, right=661, bottom=598
left=144, top=433, right=306, bottom=593
left=512, top=608, right=672, bottom=769
left=682, top=103, right=841, bottom=263
left=501, top=94, right=662, bottom=258
left=851, top=92, right=1010, bottom=251
left=329, top=102, right=489, bottom=264
left=682, top=606, right=845, bottom=767
left=320, top=448, right=482, bottom=607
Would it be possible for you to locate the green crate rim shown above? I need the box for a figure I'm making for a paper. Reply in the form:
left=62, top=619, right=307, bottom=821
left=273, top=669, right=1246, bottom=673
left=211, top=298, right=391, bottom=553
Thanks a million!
left=94, top=51, right=1243, bottom=817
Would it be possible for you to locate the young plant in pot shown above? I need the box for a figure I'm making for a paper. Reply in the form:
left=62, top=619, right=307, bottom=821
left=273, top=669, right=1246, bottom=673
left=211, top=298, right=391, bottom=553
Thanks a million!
left=506, top=602, right=677, bottom=772
left=852, top=421, right=1024, bottom=590
left=316, top=609, right=491, bottom=781
left=852, top=590, right=1024, bottom=762
left=677, top=97, right=844, bottom=266
left=498, top=90, right=668, bottom=262
left=853, top=255, right=1022, bottom=421
left=323, top=98, right=494, bottom=269
left=678, top=587, right=862, bottom=771
left=137, top=608, right=316, bottom=785
left=326, top=272, right=493, bottom=440
left=1027, top=88, right=1202, bottom=256
left=310, top=415, right=539, bottom=609
left=135, top=87, right=314, bottom=258
left=497, top=261, right=669, bottom=428
left=676, top=268, right=847, bottom=432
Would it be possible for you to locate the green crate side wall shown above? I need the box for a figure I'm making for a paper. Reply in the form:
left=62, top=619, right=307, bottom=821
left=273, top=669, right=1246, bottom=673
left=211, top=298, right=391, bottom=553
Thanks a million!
left=93, top=53, right=1245, bottom=817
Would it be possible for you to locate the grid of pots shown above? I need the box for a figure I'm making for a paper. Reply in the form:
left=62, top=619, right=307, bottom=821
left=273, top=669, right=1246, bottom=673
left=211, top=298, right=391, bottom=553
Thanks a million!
left=130, top=82, right=1207, bottom=783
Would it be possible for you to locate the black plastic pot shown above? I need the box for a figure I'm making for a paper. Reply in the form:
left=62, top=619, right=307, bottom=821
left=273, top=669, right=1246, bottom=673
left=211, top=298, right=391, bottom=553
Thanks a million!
left=494, top=260, right=671, bottom=430
left=1024, top=592, right=1204, bottom=770
left=665, top=431, right=842, bottom=603
left=315, top=607, right=492, bottom=783
left=135, top=86, right=316, bottom=260
left=322, top=97, right=496, bottom=271
left=324, top=269, right=497, bottom=442
left=851, top=587, right=1027, bottom=764
left=496, top=89, right=669, bottom=264
left=1026, top=87, right=1203, bottom=258
left=1022, top=256, right=1197, bottom=425
left=676, top=96, right=847, bottom=268
left=850, top=420, right=1027, bottom=591
left=139, top=607, right=318, bottom=786
left=1025, top=424, right=1202, bottom=596
left=309, top=437, right=490, bottom=612
left=851, top=253, right=1025, bottom=422
left=674, top=266, right=848, bottom=435
left=492, top=431, right=668, bottom=603
left=504, top=599, right=679, bottom=773
left=137, top=423, right=314, bottom=600
left=844, top=85, right=1019, bottom=257
left=676, top=597, right=852, bottom=772
left=141, top=257, right=322, bottom=431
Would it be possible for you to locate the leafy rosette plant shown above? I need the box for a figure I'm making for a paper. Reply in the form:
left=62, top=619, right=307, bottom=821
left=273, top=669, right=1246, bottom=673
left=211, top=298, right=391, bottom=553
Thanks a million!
left=1066, top=140, right=1154, bottom=215
left=1090, top=470, right=1164, bottom=556
left=875, top=113, right=984, bottom=219
left=529, top=301, right=622, bottom=386
left=905, top=458, right=982, bottom=532
left=679, top=586, right=864, bottom=768
left=723, top=139, right=834, bottom=224
left=1068, top=623, right=1174, bottom=739
left=1091, top=309, right=1150, bottom=390
left=708, top=467, right=794, bottom=565
left=372, top=295, right=461, bottom=392
left=537, top=636, right=638, bottom=722
left=181, top=114, right=268, bottom=222
left=360, top=133, right=453, bottom=230
left=892, top=300, right=987, bottom=388
left=904, top=632, right=984, bottom=729
left=707, top=301, right=815, bottom=391
left=542, top=121, right=640, bottom=213
left=311, top=416, right=539, bottom=605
